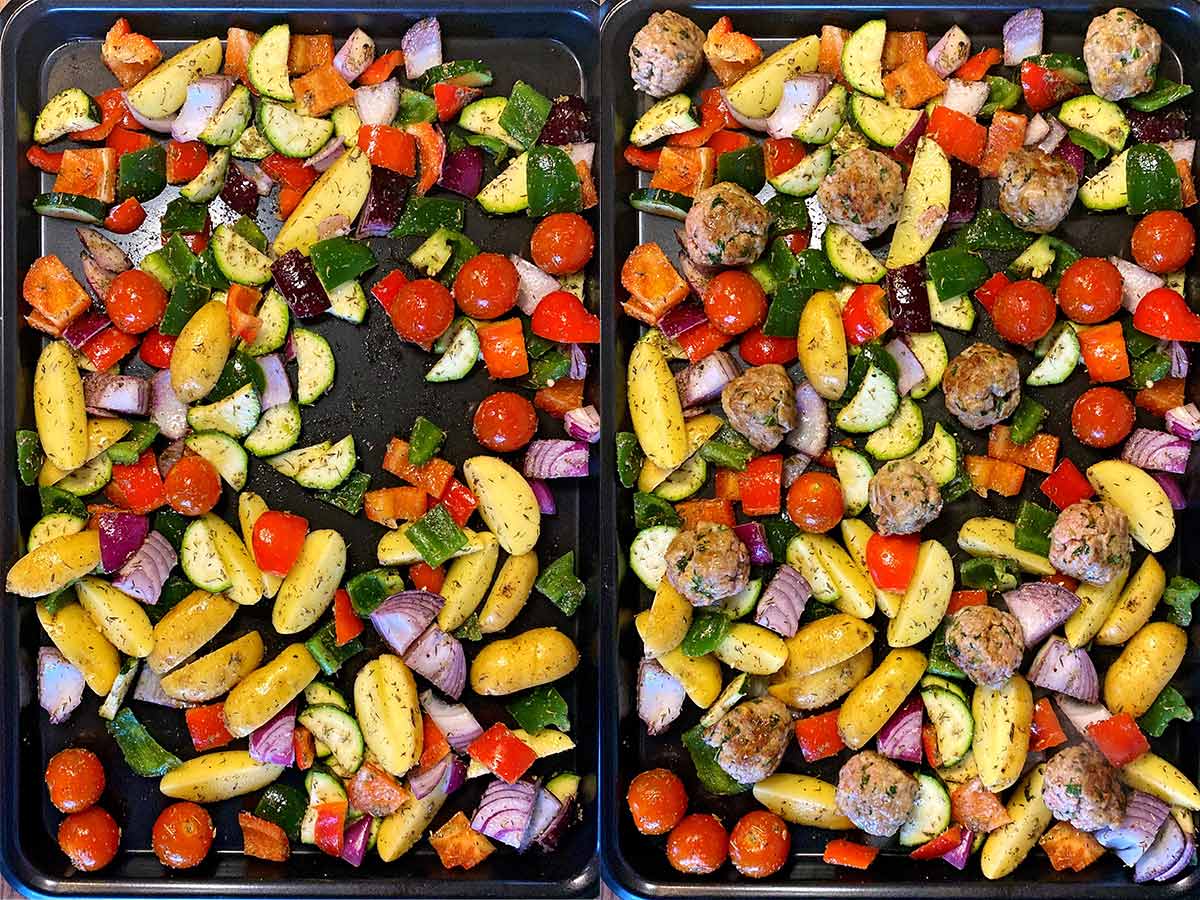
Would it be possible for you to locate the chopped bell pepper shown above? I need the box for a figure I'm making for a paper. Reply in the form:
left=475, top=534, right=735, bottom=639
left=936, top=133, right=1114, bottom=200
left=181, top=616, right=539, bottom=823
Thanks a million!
left=359, top=50, right=404, bottom=86
left=358, top=124, right=417, bottom=176
left=623, top=145, right=662, bottom=171
left=406, top=504, right=468, bottom=568
left=955, top=47, right=1003, bottom=82
left=436, top=478, right=478, bottom=528
left=434, top=82, right=482, bottom=122
left=979, top=110, right=1028, bottom=179
left=841, top=283, right=892, bottom=346
left=988, top=425, right=1058, bottom=473
left=165, top=140, right=209, bottom=184
left=947, top=589, right=986, bottom=615
left=409, top=562, right=445, bottom=594
left=1078, top=320, right=1130, bottom=382
left=1133, top=287, right=1200, bottom=342
left=620, top=241, right=689, bottom=325
left=824, top=838, right=880, bottom=870
left=185, top=703, right=234, bottom=752
left=883, top=57, right=947, bottom=109
left=364, top=486, right=427, bottom=528
left=293, top=725, right=315, bottom=771
left=104, top=197, right=146, bottom=234
left=238, top=811, right=290, bottom=862
left=313, top=801, right=347, bottom=857
left=1039, top=458, right=1094, bottom=510
left=675, top=498, right=735, bottom=530
left=467, top=722, right=538, bottom=784
left=534, top=379, right=584, bottom=418
left=101, top=18, right=162, bottom=87
left=71, top=88, right=129, bottom=142
left=381, top=438, right=455, bottom=497
left=926, top=105, right=987, bottom=166
left=332, top=588, right=363, bottom=646
left=1039, top=821, right=1105, bottom=872
left=82, top=328, right=139, bottom=371
left=911, top=825, right=966, bottom=861
left=262, top=153, right=318, bottom=192
left=477, top=318, right=529, bottom=379
left=794, top=709, right=844, bottom=763
left=531, top=290, right=600, bottom=343
left=1087, top=712, right=1150, bottom=767
left=1020, top=60, right=1082, bottom=113
left=26, top=145, right=64, bottom=173
left=420, top=713, right=451, bottom=769
left=407, top=122, right=446, bottom=194
left=715, top=468, right=741, bottom=501
left=1030, top=696, right=1068, bottom=752
left=676, top=321, right=731, bottom=362
left=974, top=271, right=1011, bottom=314
left=430, top=811, right=495, bottom=870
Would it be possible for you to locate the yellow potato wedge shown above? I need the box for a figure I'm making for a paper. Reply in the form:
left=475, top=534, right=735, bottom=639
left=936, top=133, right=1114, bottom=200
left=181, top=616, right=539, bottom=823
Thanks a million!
left=376, top=787, right=448, bottom=861
left=888, top=539, right=952, bottom=648
left=1104, top=622, right=1187, bottom=718
left=780, top=614, right=875, bottom=679
left=1120, top=752, right=1200, bottom=811
left=973, top=675, right=1032, bottom=793
left=125, top=37, right=222, bottom=118
left=223, top=643, right=319, bottom=737
left=838, top=647, right=926, bottom=749
left=1096, top=554, right=1165, bottom=646
left=461, top=456, right=540, bottom=556
left=810, top=534, right=876, bottom=619
left=634, top=578, right=693, bottom=658
left=1087, top=459, right=1176, bottom=552
left=354, top=654, right=422, bottom=777
left=726, top=36, right=820, bottom=118
left=236, top=491, right=282, bottom=598
left=714, top=622, right=788, bottom=675
left=33, top=341, right=87, bottom=472
left=785, top=533, right=839, bottom=602
left=981, top=764, right=1053, bottom=880
left=1064, top=561, right=1130, bottom=648
left=840, top=518, right=902, bottom=617
left=75, top=576, right=154, bottom=658
left=38, top=417, right=130, bottom=485
left=159, top=750, right=284, bottom=803
left=467, top=728, right=574, bottom=779
left=470, top=627, right=580, bottom=696
left=170, top=300, right=233, bottom=403
left=769, top=646, right=872, bottom=710
left=957, top=517, right=1055, bottom=575
left=202, top=513, right=263, bottom=606
left=437, top=531, right=500, bottom=631
left=36, top=601, right=120, bottom=695
left=148, top=590, right=237, bottom=674
left=637, top=414, right=723, bottom=493
left=798, top=291, right=848, bottom=400
left=159, top=631, right=265, bottom=703
left=272, top=529, right=346, bottom=634
left=752, top=773, right=854, bottom=829
left=627, top=336, right=688, bottom=471
left=273, top=148, right=371, bottom=257
left=478, top=551, right=538, bottom=634
left=6, top=529, right=100, bottom=598
left=656, top=648, right=723, bottom=708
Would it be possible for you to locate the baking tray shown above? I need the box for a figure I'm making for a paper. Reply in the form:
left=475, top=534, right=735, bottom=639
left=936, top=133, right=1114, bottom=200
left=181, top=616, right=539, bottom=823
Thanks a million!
left=0, top=0, right=600, bottom=895
left=599, top=0, right=1200, bottom=896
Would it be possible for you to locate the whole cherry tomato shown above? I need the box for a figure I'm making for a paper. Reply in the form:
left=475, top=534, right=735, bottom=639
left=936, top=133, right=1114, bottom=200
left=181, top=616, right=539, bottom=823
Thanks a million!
left=993, top=279, right=1056, bottom=345
left=472, top=392, right=538, bottom=452
left=45, top=748, right=105, bottom=814
left=626, top=768, right=688, bottom=836
left=152, top=802, right=214, bottom=869
left=728, top=810, right=791, bottom=879
left=666, top=813, right=728, bottom=875
left=1071, top=386, right=1135, bottom=448
left=252, top=510, right=309, bottom=576
left=530, top=212, right=594, bottom=275
left=786, top=472, right=845, bottom=533
left=453, top=252, right=519, bottom=319
left=1131, top=210, right=1196, bottom=274
left=58, top=806, right=120, bottom=872
left=163, top=455, right=221, bottom=516
left=703, top=271, right=767, bottom=336
left=106, top=269, right=167, bottom=335
left=1057, top=257, right=1123, bottom=324
left=138, top=328, right=175, bottom=368
left=739, top=327, right=798, bottom=366
left=389, top=279, right=454, bottom=350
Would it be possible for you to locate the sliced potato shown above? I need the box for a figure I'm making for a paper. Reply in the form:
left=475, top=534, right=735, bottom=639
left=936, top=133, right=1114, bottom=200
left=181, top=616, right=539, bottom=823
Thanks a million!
left=1087, top=459, right=1176, bottom=552
left=714, top=622, right=788, bottom=675
left=1096, top=554, right=1165, bottom=646
left=36, top=601, right=120, bottom=695
left=170, top=300, right=233, bottom=403
left=38, top=417, right=130, bottom=485
left=33, top=341, right=87, bottom=472
left=273, top=148, right=371, bottom=257
left=725, top=36, right=820, bottom=118
left=1120, top=752, right=1200, bottom=811
left=752, top=773, right=854, bottom=829
left=1064, top=561, right=1130, bottom=648
left=769, top=646, right=872, bottom=710
left=957, top=517, right=1055, bottom=575
left=461, top=456, right=540, bottom=556
left=437, top=531, right=500, bottom=631
left=272, top=529, right=346, bottom=634
left=354, top=654, right=422, bottom=777
left=634, top=578, right=693, bottom=658
left=810, top=534, right=875, bottom=619
left=656, top=648, right=723, bottom=708
left=148, top=590, right=238, bottom=674
left=377, top=524, right=491, bottom=566
left=1104, top=622, right=1187, bottom=718
left=223, top=643, right=319, bottom=737
left=5, top=529, right=100, bottom=598
left=202, top=513, right=263, bottom=606
left=888, top=539, right=952, bottom=648
left=637, top=414, right=723, bottom=493
left=469, top=627, right=579, bottom=696
left=780, top=614, right=874, bottom=679
left=973, top=675, right=1032, bottom=793
left=75, top=576, right=154, bottom=657
left=841, top=518, right=902, bottom=617
left=478, top=551, right=538, bottom=634
left=159, top=750, right=284, bottom=803
left=376, top=787, right=448, bottom=861
left=981, top=764, right=1052, bottom=880
left=126, top=37, right=222, bottom=119
left=797, top=291, right=848, bottom=401
left=838, top=647, right=926, bottom=749
left=627, top=336, right=688, bottom=471
left=159, top=631, right=265, bottom=703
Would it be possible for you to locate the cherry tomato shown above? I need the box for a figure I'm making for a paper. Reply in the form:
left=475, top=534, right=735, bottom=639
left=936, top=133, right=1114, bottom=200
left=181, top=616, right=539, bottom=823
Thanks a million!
left=1071, top=386, right=1135, bottom=449
left=453, top=252, right=519, bottom=320
left=472, top=391, right=538, bottom=453
left=138, top=327, right=175, bottom=368
left=1131, top=210, right=1196, bottom=274
left=163, top=455, right=221, bottom=516
left=728, top=810, right=791, bottom=879
left=993, top=278, right=1057, bottom=345
left=252, top=510, right=309, bottom=576
left=1057, top=257, right=1123, bottom=324
left=45, top=748, right=105, bottom=814
left=530, top=212, right=594, bottom=275
left=626, top=768, right=688, bottom=836
left=152, top=802, right=214, bottom=869
left=105, top=269, right=167, bottom=335
left=703, top=271, right=767, bottom=336
left=58, top=806, right=120, bottom=872
left=389, top=279, right=454, bottom=350
left=666, top=813, right=728, bottom=875
left=786, top=472, right=845, bottom=533
left=739, top=326, right=798, bottom=366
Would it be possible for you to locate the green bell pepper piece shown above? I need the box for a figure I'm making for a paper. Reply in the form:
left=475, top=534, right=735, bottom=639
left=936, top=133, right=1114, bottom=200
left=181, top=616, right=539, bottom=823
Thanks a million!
left=1008, top=397, right=1046, bottom=445
left=1127, top=77, right=1194, bottom=113
left=960, top=555, right=1020, bottom=591
left=681, top=608, right=731, bottom=657
left=698, top=425, right=756, bottom=471
left=633, top=492, right=682, bottom=530
left=407, top=416, right=446, bottom=467
left=107, top=421, right=159, bottom=465
left=526, top=145, right=582, bottom=218
left=1139, top=684, right=1194, bottom=737
left=499, top=80, right=552, bottom=149
left=926, top=248, right=991, bottom=301
left=1013, top=500, right=1057, bottom=557
left=953, top=207, right=1035, bottom=252
left=1163, top=576, right=1200, bottom=627
left=106, top=708, right=181, bottom=776
left=346, top=567, right=406, bottom=617
left=305, top=620, right=364, bottom=675
left=682, top=724, right=750, bottom=795
left=616, top=432, right=645, bottom=489
left=716, top=144, right=765, bottom=194
left=391, top=196, right=466, bottom=238
left=535, top=551, right=585, bottom=616
left=979, top=76, right=1021, bottom=118
left=508, top=685, right=570, bottom=733
left=1127, top=143, right=1182, bottom=215
left=316, top=470, right=371, bottom=515
left=39, top=485, right=86, bottom=519
left=16, top=430, right=43, bottom=486
left=310, top=235, right=377, bottom=290
left=406, top=504, right=469, bottom=567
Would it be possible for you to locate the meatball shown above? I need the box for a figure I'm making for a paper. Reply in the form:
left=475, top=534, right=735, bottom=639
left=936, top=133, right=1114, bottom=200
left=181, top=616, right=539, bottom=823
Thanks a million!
left=1048, top=500, right=1132, bottom=586
left=816, top=148, right=905, bottom=239
left=836, top=751, right=919, bottom=836
left=629, top=11, right=706, bottom=98
left=868, top=459, right=942, bottom=536
left=944, top=605, right=1025, bottom=687
left=720, top=364, right=799, bottom=451
left=1043, top=744, right=1126, bottom=832
left=997, top=148, right=1079, bottom=234
left=702, top=696, right=792, bottom=784
left=664, top=521, right=750, bottom=606
left=1083, top=8, right=1162, bottom=102
left=681, top=182, right=770, bottom=268
left=942, top=343, right=1021, bottom=430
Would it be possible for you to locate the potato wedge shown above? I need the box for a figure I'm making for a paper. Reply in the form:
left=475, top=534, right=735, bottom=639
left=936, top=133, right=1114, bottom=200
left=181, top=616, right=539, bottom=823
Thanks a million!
left=637, top=414, right=723, bottom=493
left=769, top=646, right=872, bottom=710
left=785, top=533, right=839, bottom=602
left=957, top=517, right=1055, bottom=575
left=726, top=36, right=820, bottom=118
left=635, top=578, right=693, bottom=658
left=888, top=539, right=952, bottom=648
left=656, top=648, right=723, bottom=708
left=237, top=491, right=282, bottom=598
left=377, top=524, right=491, bottom=566
left=33, top=340, right=87, bottom=472
left=376, top=786, right=448, bottom=861
left=780, top=614, right=875, bottom=679
left=159, top=631, right=264, bottom=703
left=1104, top=622, right=1187, bottom=718
left=838, top=647, right=926, bottom=749
left=810, top=534, right=875, bottom=619
left=125, top=37, right=222, bottom=119
left=273, top=148, right=371, bottom=257
left=1120, top=752, right=1200, bottom=810
left=461, top=456, right=540, bottom=556
left=223, top=643, right=319, bottom=737
left=272, top=529, right=346, bottom=634
left=437, top=531, right=500, bottom=631
left=840, top=519, right=902, bottom=617
left=1087, top=459, right=1176, bottom=552
left=752, top=773, right=854, bottom=829
left=478, top=551, right=538, bottom=634
left=1096, top=554, right=1165, bottom=646
left=714, top=622, right=788, bottom=675
left=148, top=590, right=238, bottom=674
left=627, top=336, right=688, bottom=471
left=355, top=654, right=422, bottom=777
left=38, top=417, right=130, bottom=485
left=202, top=513, right=263, bottom=606
left=798, top=291, right=848, bottom=400
left=973, top=674, right=1032, bottom=793
left=36, top=601, right=120, bottom=695
left=170, top=300, right=233, bottom=403
left=470, top=627, right=580, bottom=696
left=981, top=764, right=1053, bottom=880
left=159, top=750, right=284, bottom=803
left=1064, top=561, right=1130, bottom=648
left=6, top=529, right=100, bottom=598
left=75, top=576, right=155, bottom=658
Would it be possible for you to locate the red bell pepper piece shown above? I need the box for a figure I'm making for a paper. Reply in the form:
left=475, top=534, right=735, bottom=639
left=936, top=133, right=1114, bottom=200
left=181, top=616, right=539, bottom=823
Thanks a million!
left=477, top=318, right=530, bottom=379
left=26, top=146, right=64, bottom=173
left=185, top=703, right=234, bottom=752
left=406, top=122, right=446, bottom=194
left=1133, top=287, right=1200, bottom=342
left=736, top=454, right=782, bottom=516
left=358, top=50, right=404, bottom=86
left=1039, top=458, right=1095, bottom=510
left=975, top=271, right=1011, bottom=313
left=139, top=328, right=175, bottom=368
left=1087, top=713, right=1151, bottom=767
left=668, top=87, right=737, bottom=148
left=866, top=532, right=921, bottom=591
left=313, top=801, right=347, bottom=856
left=409, top=562, right=445, bottom=594
left=706, top=130, right=753, bottom=155
left=1078, top=320, right=1130, bottom=382
left=1043, top=573, right=1080, bottom=592
left=333, top=588, right=364, bottom=646
left=357, top=124, right=417, bottom=176
left=534, top=379, right=584, bottom=418
left=238, top=811, right=291, bottom=862
left=1029, top=697, right=1068, bottom=752
left=622, top=145, right=661, bottom=172
left=714, top=468, right=741, bottom=501
left=763, top=138, right=806, bottom=179
left=370, top=269, right=409, bottom=316
left=436, top=478, right=478, bottom=527
left=1020, top=60, right=1082, bottom=113
left=841, top=284, right=892, bottom=346
left=105, top=126, right=154, bottom=158
left=926, top=105, right=987, bottom=166
left=433, top=82, right=483, bottom=122
left=467, top=723, right=538, bottom=784
left=910, top=825, right=965, bottom=861
left=81, top=327, right=139, bottom=372
left=676, top=498, right=736, bottom=530
left=226, top=284, right=263, bottom=343
left=101, top=18, right=162, bottom=88
left=420, top=713, right=451, bottom=769
left=979, top=111, right=1028, bottom=179
left=922, top=720, right=941, bottom=767
left=165, top=140, right=209, bottom=184
left=947, top=589, right=987, bottom=615
left=824, top=839, right=880, bottom=870
left=780, top=231, right=811, bottom=253
left=107, top=449, right=166, bottom=514
left=954, top=47, right=1003, bottom=82
left=382, top=438, right=456, bottom=498
left=70, top=88, right=129, bottom=142
left=675, top=321, right=731, bottom=362
left=293, top=725, right=316, bottom=771
left=531, top=290, right=600, bottom=343
left=261, top=153, right=318, bottom=192
left=103, top=197, right=146, bottom=234
left=794, top=710, right=845, bottom=763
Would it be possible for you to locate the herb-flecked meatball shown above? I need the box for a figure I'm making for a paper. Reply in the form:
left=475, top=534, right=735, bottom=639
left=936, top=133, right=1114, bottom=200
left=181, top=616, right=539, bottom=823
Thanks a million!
left=997, top=148, right=1079, bottom=234
left=1083, top=8, right=1162, bottom=102
left=664, top=521, right=751, bottom=606
left=702, top=696, right=792, bottom=784
left=1048, top=500, right=1132, bottom=586
left=629, top=11, right=706, bottom=98
left=868, top=459, right=943, bottom=535
left=720, top=364, right=799, bottom=452
left=836, top=750, right=919, bottom=836
left=944, top=605, right=1025, bottom=687
left=816, top=148, right=905, bottom=240
left=1043, top=744, right=1126, bottom=832
left=681, top=182, right=771, bottom=268
left=942, top=343, right=1021, bottom=430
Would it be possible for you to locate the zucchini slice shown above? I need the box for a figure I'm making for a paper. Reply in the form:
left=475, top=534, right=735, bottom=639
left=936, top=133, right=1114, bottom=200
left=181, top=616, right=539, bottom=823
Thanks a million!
left=293, top=328, right=336, bottom=405
left=257, top=101, right=334, bottom=159
left=246, top=23, right=293, bottom=102
left=212, top=223, right=272, bottom=286
left=185, top=431, right=250, bottom=490
left=865, top=397, right=924, bottom=461
left=841, top=20, right=887, bottom=99
left=630, top=525, right=680, bottom=591
left=830, top=446, right=873, bottom=516
left=180, top=147, right=231, bottom=203
left=180, top=518, right=232, bottom=591
left=835, top=365, right=899, bottom=434
left=241, top=289, right=290, bottom=356
left=243, top=401, right=302, bottom=458
left=186, top=383, right=262, bottom=438
left=34, top=88, right=101, bottom=144
left=629, top=94, right=698, bottom=147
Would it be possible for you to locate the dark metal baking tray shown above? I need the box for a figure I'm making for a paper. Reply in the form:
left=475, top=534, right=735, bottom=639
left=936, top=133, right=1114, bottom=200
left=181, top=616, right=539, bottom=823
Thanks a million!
left=0, top=0, right=599, bottom=895
left=599, top=0, right=1200, bottom=895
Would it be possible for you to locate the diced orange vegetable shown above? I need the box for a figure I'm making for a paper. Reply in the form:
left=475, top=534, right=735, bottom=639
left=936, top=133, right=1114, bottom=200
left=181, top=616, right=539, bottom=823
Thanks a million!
left=291, top=62, right=355, bottom=117
left=382, top=438, right=455, bottom=498
left=623, top=145, right=661, bottom=171
left=955, top=47, right=1003, bottom=82
left=576, top=160, right=598, bottom=210
left=238, top=811, right=290, bottom=862
left=429, top=812, right=495, bottom=870
left=1039, top=821, right=1106, bottom=872
left=226, top=284, right=262, bottom=343
left=675, top=498, right=735, bottom=530
left=1177, top=158, right=1197, bottom=208
left=22, top=254, right=92, bottom=335
left=620, top=242, right=690, bottom=325
left=477, top=318, right=529, bottom=380
left=714, top=468, right=741, bottom=501
left=1030, top=697, right=1068, bottom=752
left=1078, top=321, right=1130, bottom=383
left=278, top=186, right=306, bottom=220
left=224, top=28, right=259, bottom=83
left=648, top=146, right=715, bottom=198
left=948, top=589, right=987, bottom=615
left=979, top=110, right=1028, bottom=179
left=951, top=777, right=1011, bottom=833
left=883, top=57, right=947, bottom=109
left=420, top=713, right=451, bottom=769
left=987, top=425, right=1059, bottom=474
left=926, top=105, right=987, bottom=166
left=101, top=18, right=162, bottom=87
left=675, top=321, right=731, bottom=362
left=288, top=34, right=334, bottom=74
left=1136, top=376, right=1185, bottom=415
left=706, top=130, right=754, bottom=155
left=53, top=148, right=118, bottom=203
left=702, top=16, right=762, bottom=85
left=795, top=710, right=844, bottom=762
left=534, top=379, right=584, bottom=418
left=882, top=32, right=928, bottom=71
left=359, top=50, right=404, bottom=86
left=364, top=486, right=428, bottom=528
left=966, top=455, right=1026, bottom=497
left=818, top=26, right=849, bottom=80
left=824, top=839, right=879, bottom=870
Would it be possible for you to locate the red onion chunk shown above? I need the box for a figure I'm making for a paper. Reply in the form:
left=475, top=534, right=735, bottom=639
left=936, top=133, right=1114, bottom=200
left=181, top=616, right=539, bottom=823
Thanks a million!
left=734, top=521, right=773, bottom=565
left=172, top=76, right=233, bottom=142
left=885, top=338, right=926, bottom=396
left=1122, top=427, right=1190, bottom=474
left=1135, top=815, right=1191, bottom=882
left=240, top=162, right=272, bottom=196
left=893, top=113, right=929, bottom=167
left=1002, top=8, right=1043, bottom=65
left=134, top=664, right=193, bottom=707
left=719, top=88, right=769, bottom=131
left=340, top=814, right=372, bottom=867
left=1054, top=695, right=1111, bottom=739
left=357, top=167, right=410, bottom=238
left=1153, top=472, right=1187, bottom=511
left=675, top=350, right=739, bottom=407
left=658, top=300, right=707, bottom=339
left=96, top=511, right=149, bottom=572
left=538, top=96, right=594, bottom=145
left=786, top=381, right=829, bottom=457
left=38, top=647, right=84, bottom=724
left=1097, top=790, right=1171, bottom=867
left=84, top=372, right=149, bottom=415
left=438, top=146, right=485, bottom=198
left=305, top=136, right=345, bottom=173
left=317, top=214, right=351, bottom=241
left=256, top=353, right=291, bottom=410
left=535, top=787, right=577, bottom=852
left=371, top=591, right=443, bottom=656
left=1027, top=636, right=1099, bottom=703
left=564, top=405, right=601, bottom=444
left=637, top=657, right=685, bottom=736
left=419, top=689, right=483, bottom=752
left=1110, top=256, right=1164, bottom=312
left=782, top=453, right=810, bottom=489
left=472, top=779, right=537, bottom=848
left=568, top=343, right=588, bottom=380
left=354, top=78, right=401, bottom=125
left=521, top=783, right=564, bottom=852
left=941, top=827, right=976, bottom=870
left=947, top=158, right=979, bottom=225
left=150, top=369, right=189, bottom=440
left=927, top=25, right=970, bottom=77
left=1002, top=581, right=1080, bottom=645
left=754, top=564, right=811, bottom=638
left=888, top=263, right=933, bottom=333
left=401, top=18, right=441, bottom=80
left=1036, top=117, right=1067, bottom=155
left=943, top=79, right=989, bottom=117
left=530, top=478, right=556, bottom=515
left=220, top=161, right=260, bottom=217
left=766, top=75, right=830, bottom=139
left=1053, top=138, right=1086, bottom=179
left=409, top=753, right=452, bottom=799
left=122, top=93, right=175, bottom=132
left=511, top=255, right=560, bottom=315
left=334, top=28, right=375, bottom=83
left=1170, top=340, right=1190, bottom=379
left=82, top=250, right=117, bottom=301
left=1024, top=114, right=1051, bottom=146
left=677, top=253, right=718, bottom=297
left=403, top=624, right=466, bottom=699
left=1166, top=404, right=1200, bottom=440
left=157, top=438, right=186, bottom=479
left=63, top=310, right=111, bottom=350
left=524, top=440, right=589, bottom=479
left=1148, top=821, right=1195, bottom=882
left=877, top=695, right=923, bottom=763
left=272, top=249, right=330, bottom=318
left=249, top=701, right=296, bottom=767
left=77, top=227, right=131, bottom=272
left=112, top=531, right=177, bottom=605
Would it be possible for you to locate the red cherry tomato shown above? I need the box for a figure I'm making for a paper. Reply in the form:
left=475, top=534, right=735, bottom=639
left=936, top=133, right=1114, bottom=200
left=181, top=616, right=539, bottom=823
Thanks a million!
left=993, top=278, right=1057, bottom=345
left=739, top=326, right=798, bottom=366
left=865, top=532, right=921, bottom=591
left=786, top=472, right=845, bottom=533
left=58, top=806, right=120, bottom=872
left=389, top=279, right=455, bottom=350
left=252, top=510, right=309, bottom=576
left=152, top=802, right=214, bottom=869
left=666, top=813, right=728, bottom=875
left=103, top=197, right=146, bottom=235
left=626, top=768, right=688, bottom=836
left=45, top=748, right=105, bottom=814
left=728, top=810, right=791, bottom=879
left=472, top=391, right=538, bottom=452
left=105, top=269, right=167, bottom=335
left=163, top=455, right=221, bottom=516
left=138, top=328, right=175, bottom=368
left=1056, top=257, right=1123, bottom=324
left=452, top=252, right=519, bottom=320
left=1071, top=386, right=1136, bottom=449
left=1131, top=210, right=1196, bottom=274
left=703, top=270, right=767, bottom=336
left=530, top=212, right=594, bottom=275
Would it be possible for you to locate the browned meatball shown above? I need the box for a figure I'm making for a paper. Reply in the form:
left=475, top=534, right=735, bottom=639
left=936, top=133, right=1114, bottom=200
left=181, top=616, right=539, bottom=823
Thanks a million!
left=868, top=459, right=942, bottom=535
left=1048, top=500, right=1132, bottom=586
left=664, top=521, right=750, bottom=606
left=1084, top=8, right=1162, bottom=101
left=720, top=364, right=799, bottom=451
left=998, top=148, right=1079, bottom=234
left=944, top=605, right=1025, bottom=687
left=702, top=696, right=792, bottom=784
left=942, top=343, right=1021, bottom=430
left=681, top=182, right=770, bottom=267
left=816, top=148, right=905, bottom=239
left=836, top=751, right=919, bottom=836
left=629, top=11, right=706, bottom=98
left=1043, top=744, right=1126, bottom=832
